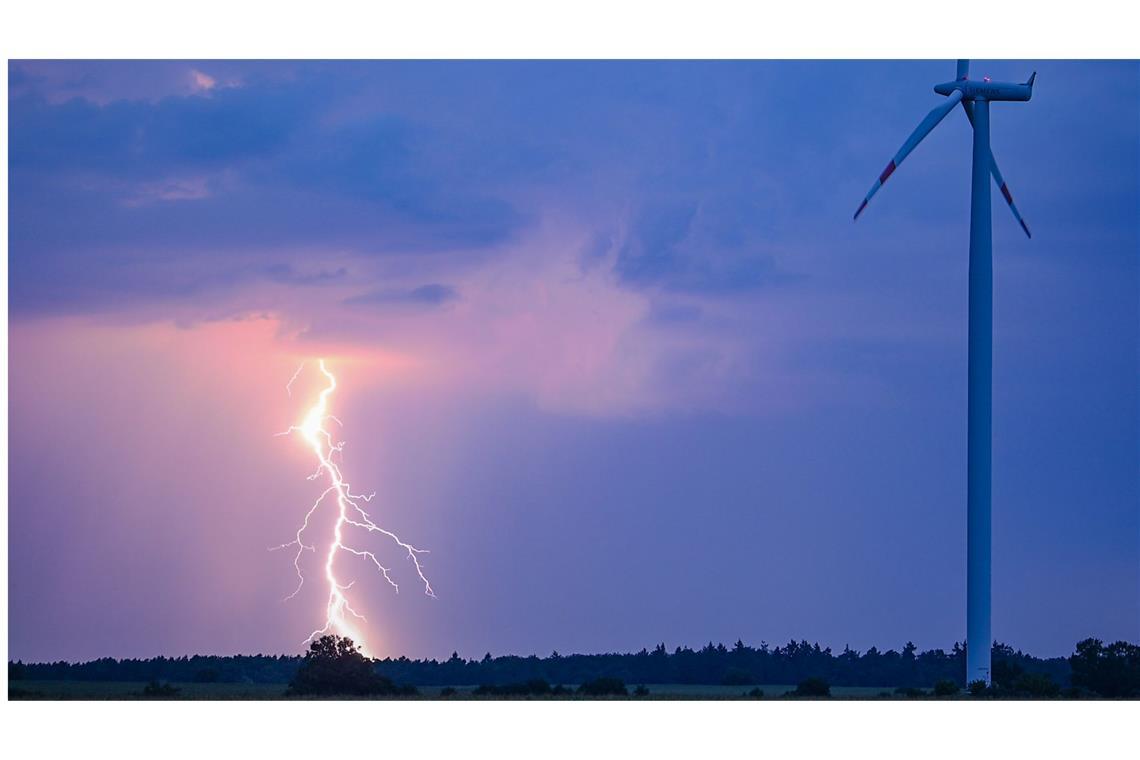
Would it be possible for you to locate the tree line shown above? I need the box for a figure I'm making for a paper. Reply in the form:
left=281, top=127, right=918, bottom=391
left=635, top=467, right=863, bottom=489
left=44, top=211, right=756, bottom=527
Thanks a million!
left=10, top=638, right=1093, bottom=690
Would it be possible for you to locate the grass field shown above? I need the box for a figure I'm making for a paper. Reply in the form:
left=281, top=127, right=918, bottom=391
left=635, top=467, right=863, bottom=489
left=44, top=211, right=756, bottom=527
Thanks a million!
left=10, top=680, right=902, bottom=700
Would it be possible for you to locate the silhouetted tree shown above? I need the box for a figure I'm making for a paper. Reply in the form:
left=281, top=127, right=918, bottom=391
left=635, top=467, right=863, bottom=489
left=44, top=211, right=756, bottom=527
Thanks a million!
left=994, top=656, right=1030, bottom=688
left=288, top=635, right=415, bottom=697
left=1069, top=639, right=1140, bottom=698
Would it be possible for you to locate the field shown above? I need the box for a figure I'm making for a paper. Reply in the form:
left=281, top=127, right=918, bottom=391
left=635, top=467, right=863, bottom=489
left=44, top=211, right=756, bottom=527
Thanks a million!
left=10, top=680, right=896, bottom=700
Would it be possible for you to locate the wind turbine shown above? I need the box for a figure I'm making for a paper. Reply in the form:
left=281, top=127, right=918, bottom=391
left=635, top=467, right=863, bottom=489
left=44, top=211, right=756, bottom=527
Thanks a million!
left=853, top=60, right=1035, bottom=686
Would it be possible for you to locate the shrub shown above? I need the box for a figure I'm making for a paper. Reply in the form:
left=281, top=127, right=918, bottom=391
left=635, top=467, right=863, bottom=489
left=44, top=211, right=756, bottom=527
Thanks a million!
left=791, top=678, right=830, bottom=697
left=633, top=685, right=650, bottom=697
left=473, top=679, right=552, bottom=697
left=933, top=680, right=960, bottom=697
left=141, top=680, right=181, bottom=698
left=967, top=680, right=989, bottom=697
left=577, top=677, right=628, bottom=697
left=746, top=687, right=765, bottom=699
left=894, top=686, right=925, bottom=698
left=439, top=687, right=457, bottom=698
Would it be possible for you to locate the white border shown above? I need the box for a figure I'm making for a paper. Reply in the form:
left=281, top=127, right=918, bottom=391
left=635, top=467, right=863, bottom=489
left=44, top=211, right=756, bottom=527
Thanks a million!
left=4, top=0, right=1138, bottom=756
left=2, top=0, right=1139, bottom=58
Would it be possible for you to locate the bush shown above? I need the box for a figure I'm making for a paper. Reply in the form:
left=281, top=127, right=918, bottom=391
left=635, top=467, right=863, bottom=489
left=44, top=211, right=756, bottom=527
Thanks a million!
left=894, top=686, right=925, bottom=698
left=439, top=687, right=457, bottom=698
left=577, top=677, right=628, bottom=697
left=288, top=635, right=416, bottom=697
left=746, top=687, right=765, bottom=699
left=1013, top=672, right=1061, bottom=698
left=633, top=685, right=650, bottom=697
left=967, top=680, right=989, bottom=697
left=933, top=680, right=960, bottom=697
left=473, top=679, right=553, bottom=697
left=141, top=680, right=181, bottom=698
left=791, top=678, right=830, bottom=697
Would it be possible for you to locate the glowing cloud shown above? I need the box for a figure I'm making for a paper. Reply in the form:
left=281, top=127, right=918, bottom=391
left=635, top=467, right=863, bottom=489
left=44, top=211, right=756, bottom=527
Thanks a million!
left=189, top=69, right=217, bottom=93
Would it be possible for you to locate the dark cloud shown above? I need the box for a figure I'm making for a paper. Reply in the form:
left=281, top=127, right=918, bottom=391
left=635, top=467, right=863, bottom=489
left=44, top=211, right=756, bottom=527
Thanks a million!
left=8, top=60, right=1138, bottom=313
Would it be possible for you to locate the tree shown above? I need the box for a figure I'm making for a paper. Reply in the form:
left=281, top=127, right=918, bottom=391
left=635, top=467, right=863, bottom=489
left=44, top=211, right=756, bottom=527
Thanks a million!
left=288, top=635, right=415, bottom=697
left=993, top=657, right=1024, bottom=687
left=1069, top=638, right=1140, bottom=698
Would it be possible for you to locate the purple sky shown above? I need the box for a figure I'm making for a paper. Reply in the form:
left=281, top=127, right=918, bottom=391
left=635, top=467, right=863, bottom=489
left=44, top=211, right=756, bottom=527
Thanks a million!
left=8, top=60, right=1138, bottom=662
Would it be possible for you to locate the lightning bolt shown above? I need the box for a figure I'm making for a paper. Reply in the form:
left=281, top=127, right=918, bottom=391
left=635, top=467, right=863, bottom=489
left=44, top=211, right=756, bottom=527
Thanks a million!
left=272, top=359, right=434, bottom=656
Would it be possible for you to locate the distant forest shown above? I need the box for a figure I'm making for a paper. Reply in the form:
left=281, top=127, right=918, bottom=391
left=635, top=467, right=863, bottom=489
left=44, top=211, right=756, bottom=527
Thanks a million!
left=11, top=639, right=1071, bottom=689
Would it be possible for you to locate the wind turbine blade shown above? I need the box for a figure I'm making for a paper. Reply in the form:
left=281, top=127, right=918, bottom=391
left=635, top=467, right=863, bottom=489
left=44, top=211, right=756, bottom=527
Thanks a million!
left=961, top=100, right=1032, bottom=238
left=957, top=59, right=970, bottom=81
left=853, top=89, right=964, bottom=220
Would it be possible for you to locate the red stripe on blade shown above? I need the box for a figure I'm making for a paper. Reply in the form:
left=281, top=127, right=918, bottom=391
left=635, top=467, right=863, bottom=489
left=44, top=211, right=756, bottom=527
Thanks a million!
left=879, top=161, right=896, bottom=184
left=1001, top=183, right=1014, bottom=205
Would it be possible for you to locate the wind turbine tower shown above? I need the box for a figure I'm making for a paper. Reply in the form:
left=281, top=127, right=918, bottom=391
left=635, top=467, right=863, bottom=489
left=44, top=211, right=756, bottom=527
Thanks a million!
left=854, top=59, right=1035, bottom=686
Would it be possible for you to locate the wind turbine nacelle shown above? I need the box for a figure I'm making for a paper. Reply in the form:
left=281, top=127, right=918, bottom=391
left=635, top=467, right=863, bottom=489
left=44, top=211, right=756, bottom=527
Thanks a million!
left=934, top=74, right=1035, bottom=102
